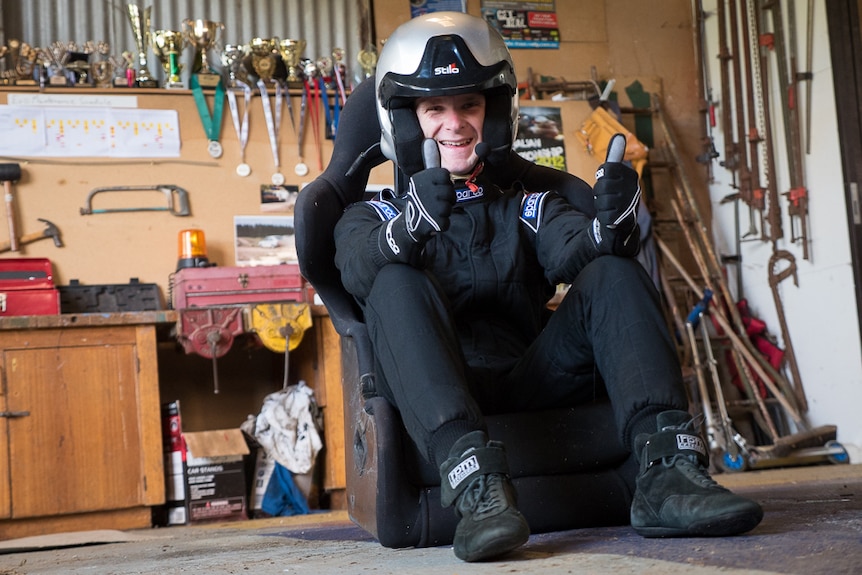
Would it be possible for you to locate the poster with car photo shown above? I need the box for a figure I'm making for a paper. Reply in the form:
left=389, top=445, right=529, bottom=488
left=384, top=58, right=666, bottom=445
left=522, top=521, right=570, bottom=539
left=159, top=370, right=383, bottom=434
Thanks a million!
left=514, top=105, right=567, bottom=171
left=260, top=184, right=299, bottom=213
left=234, top=215, right=297, bottom=266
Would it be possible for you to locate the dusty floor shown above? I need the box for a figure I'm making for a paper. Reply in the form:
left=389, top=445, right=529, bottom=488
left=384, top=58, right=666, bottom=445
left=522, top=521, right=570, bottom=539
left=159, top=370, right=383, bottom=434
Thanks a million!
left=1, top=464, right=860, bottom=575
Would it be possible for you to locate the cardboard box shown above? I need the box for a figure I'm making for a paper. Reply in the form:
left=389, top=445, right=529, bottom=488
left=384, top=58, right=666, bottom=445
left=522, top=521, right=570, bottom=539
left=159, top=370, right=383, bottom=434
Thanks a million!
left=183, top=428, right=250, bottom=523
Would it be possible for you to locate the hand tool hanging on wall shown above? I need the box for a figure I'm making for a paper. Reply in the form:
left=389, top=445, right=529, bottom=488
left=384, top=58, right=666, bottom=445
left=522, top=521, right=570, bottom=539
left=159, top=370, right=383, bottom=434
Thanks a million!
left=728, top=0, right=755, bottom=218
left=0, top=163, right=22, bottom=252
left=0, top=218, right=63, bottom=253
left=80, top=184, right=190, bottom=216
left=692, top=0, right=720, bottom=179
left=768, top=250, right=808, bottom=412
left=717, top=0, right=740, bottom=176
left=753, top=0, right=784, bottom=244
left=803, top=0, right=814, bottom=154
left=740, top=0, right=767, bottom=239
left=763, top=0, right=810, bottom=260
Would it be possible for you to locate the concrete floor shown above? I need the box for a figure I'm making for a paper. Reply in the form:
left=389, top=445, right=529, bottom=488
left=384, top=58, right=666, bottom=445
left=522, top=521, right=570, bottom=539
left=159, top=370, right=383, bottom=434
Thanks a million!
left=1, top=464, right=860, bottom=575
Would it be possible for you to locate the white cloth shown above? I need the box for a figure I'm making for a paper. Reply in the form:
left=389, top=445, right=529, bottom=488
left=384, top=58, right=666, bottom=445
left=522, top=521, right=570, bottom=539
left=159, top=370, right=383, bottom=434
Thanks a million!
left=251, top=381, right=323, bottom=474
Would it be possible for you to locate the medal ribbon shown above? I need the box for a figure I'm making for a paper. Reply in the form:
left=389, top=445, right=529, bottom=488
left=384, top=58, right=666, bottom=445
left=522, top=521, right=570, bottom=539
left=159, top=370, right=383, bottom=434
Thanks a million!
left=319, top=76, right=333, bottom=139
left=333, top=63, right=348, bottom=105
left=282, top=80, right=296, bottom=136
left=297, top=78, right=308, bottom=166
left=226, top=80, right=251, bottom=162
left=307, top=78, right=322, bottom=170
left=257, top=79, right=281, bottom=169
left=190, top=74, right=225, bottom=147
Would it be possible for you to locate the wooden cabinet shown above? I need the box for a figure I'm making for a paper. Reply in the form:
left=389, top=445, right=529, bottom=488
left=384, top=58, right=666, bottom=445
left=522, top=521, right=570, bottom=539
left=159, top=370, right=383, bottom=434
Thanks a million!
left=0, top=312, right=174, bottom=539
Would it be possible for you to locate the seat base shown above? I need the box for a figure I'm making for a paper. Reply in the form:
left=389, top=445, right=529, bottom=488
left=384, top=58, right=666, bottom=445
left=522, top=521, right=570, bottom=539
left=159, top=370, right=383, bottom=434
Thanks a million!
left=341, top=336, right=638, bottom=549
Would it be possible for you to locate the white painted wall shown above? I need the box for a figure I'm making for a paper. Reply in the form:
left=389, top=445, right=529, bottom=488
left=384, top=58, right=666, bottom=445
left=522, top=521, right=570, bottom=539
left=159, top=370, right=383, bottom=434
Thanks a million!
left=701, top=0, right=862, bottom=462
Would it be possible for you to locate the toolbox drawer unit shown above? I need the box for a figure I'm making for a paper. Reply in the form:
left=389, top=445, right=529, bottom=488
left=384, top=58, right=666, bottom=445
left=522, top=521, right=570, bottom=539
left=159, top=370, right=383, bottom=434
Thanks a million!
left=0, top=258, right=60, bottom=316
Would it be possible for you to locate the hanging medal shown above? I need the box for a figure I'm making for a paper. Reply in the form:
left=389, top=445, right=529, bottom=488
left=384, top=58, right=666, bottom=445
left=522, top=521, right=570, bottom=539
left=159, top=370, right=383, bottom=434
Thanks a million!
left=227, top=80, right=252, bottom=176
left=295, top=80, right=309, bottom=177
left=332, top=47, right=348, bottom=105
left=258, top=78, right=285, bottom=186
left=316, top=57, right=334, bottom=140
left=190, top=73, right=225, bottom=159
left=303, top=60, right=323, bottom=172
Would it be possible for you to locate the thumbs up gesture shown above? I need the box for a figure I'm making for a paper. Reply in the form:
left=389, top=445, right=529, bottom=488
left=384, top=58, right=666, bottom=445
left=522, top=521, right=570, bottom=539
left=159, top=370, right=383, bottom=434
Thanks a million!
left=590, top=133, right=641, bottom=256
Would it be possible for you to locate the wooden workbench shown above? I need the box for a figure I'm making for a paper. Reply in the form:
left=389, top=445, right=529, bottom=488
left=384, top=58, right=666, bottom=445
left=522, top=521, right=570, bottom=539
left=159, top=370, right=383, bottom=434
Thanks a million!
left=0, top=311, right=175, bottom=539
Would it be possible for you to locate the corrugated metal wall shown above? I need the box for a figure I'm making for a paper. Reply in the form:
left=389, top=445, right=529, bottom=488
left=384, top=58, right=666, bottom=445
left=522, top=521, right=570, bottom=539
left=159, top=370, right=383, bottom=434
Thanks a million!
left=0, top=0, right=375, bottom=85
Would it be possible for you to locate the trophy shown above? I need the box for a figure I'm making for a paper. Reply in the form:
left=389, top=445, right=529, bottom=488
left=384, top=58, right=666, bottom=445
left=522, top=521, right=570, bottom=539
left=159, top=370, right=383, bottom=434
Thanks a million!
left=40, top=42, right=71, bottom=86
left=90, top=41, right=118, bottom=89
left=221, top=44, right=249, bottom=87
left=151, top=30, right=185, bottom=88
left=278, top=39, right=306, bottom=85
left=91, top=59, right=116, bottom=89
left=66, top=42, right=95, bottom=86
left=119, top=50, right=136, bottom=86
left=7, top=39, right=38, bottom=86
left=126, top=4, right=157, bottom=87
left=249, top=37, right=278, bottom=82
left=357, top=45, right=378, bottom=79
left=183, top=18, right=223, bottom=87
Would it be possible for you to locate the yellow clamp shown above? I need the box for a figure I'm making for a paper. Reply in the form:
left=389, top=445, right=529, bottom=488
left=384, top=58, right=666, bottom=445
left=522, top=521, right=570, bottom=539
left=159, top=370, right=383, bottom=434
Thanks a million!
left=246, top=302, right=313, bottom=353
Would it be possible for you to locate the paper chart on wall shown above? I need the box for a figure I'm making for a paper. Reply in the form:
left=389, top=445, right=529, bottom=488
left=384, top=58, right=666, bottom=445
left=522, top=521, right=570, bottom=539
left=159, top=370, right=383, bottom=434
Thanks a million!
left=0, top=106, right=181, bottom=158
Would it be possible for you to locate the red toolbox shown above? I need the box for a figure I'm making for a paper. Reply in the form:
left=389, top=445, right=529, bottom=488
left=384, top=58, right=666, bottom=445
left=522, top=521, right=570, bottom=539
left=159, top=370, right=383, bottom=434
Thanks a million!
left=171, top=264, right=305, bottom=309
left=0, top=258, right=61, bottom=316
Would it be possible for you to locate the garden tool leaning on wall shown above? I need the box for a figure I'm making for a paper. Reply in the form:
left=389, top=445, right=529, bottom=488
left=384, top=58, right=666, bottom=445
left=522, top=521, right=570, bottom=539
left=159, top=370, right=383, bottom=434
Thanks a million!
left=653, top=95, right=848, bottom=472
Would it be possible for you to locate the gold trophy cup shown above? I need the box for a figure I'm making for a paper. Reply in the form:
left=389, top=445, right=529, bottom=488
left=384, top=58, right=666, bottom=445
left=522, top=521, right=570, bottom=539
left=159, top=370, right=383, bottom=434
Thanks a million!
left=126, top=4, right=157, bottom=87
left=249, top=37, right=278, bottom=82
left=357, top=45, right=378, bottom=79
left=151, top=30, right=185, bottom=88
left=183, top=18, right=223, bottom=87
left=278, top=39, right=306, bottom=85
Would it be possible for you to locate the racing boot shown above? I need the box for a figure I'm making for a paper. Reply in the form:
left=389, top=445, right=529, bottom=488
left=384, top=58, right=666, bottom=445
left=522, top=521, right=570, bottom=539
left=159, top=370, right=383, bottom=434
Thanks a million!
left=440, top=430, right=530, bottom=562
left=631, top=410, right=763, bottom=537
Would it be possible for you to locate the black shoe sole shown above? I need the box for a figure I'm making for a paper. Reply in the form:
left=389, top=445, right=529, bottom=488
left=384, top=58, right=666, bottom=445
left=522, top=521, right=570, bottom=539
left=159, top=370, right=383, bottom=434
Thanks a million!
left=633, top=510, right=764, bottom=538
left=456, top=530, right=530, bottom=562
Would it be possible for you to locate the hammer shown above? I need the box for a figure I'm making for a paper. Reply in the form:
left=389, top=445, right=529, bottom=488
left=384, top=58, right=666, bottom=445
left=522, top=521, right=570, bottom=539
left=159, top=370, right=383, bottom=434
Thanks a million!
left=0, top=218, right=63, bottom=253
left=0, top=163, right=22, bottom=252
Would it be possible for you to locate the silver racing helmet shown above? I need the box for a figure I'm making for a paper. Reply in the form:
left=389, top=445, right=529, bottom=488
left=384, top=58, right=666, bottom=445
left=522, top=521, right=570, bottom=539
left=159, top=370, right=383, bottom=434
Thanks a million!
left=375, top=11, right=518, bottom=176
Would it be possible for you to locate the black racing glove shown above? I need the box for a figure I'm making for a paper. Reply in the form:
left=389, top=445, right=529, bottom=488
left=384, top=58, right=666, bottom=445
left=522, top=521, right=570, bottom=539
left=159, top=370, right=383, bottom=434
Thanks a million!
left=590, top=133, right=641, bottom=256
left=377, top=166, right=455, bottom=264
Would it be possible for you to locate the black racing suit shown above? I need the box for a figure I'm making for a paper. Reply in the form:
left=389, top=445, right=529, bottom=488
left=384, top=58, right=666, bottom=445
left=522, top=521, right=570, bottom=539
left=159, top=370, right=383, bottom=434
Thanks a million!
left=334, top=169, right=686, bottom=468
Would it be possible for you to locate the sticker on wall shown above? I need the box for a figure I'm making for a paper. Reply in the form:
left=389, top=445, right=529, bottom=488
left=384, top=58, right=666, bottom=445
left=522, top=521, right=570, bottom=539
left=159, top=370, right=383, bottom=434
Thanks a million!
left=410, top=0, right=467, bottom=18
left=481, top=0, right=560, bottom=49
